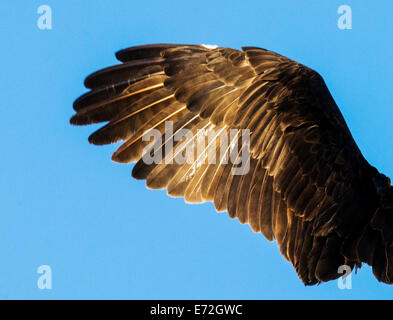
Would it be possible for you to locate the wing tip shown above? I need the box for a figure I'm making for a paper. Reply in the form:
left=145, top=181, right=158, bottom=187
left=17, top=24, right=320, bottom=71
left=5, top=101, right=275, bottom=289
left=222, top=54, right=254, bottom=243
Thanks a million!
left=70, top=113, right=89, bottom=126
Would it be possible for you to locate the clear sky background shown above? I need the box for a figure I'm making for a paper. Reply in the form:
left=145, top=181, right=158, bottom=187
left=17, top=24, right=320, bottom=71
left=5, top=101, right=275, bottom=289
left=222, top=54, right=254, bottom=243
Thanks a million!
left=1, top=0, right=393, bottom=299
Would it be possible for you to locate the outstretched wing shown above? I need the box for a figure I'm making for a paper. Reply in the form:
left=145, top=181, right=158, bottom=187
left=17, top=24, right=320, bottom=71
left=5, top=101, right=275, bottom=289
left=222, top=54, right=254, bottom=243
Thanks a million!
left=71, top=44, right=383, bottom=285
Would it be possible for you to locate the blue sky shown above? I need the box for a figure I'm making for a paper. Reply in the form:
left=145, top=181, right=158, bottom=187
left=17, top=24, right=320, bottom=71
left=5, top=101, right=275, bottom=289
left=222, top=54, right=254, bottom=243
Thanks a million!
left=1, top=0, right=393, bottom=299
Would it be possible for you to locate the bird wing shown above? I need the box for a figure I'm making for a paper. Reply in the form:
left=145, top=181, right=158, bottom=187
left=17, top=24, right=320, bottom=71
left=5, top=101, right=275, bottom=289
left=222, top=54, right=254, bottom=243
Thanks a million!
left=71, top=44, right=382, bottom=285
